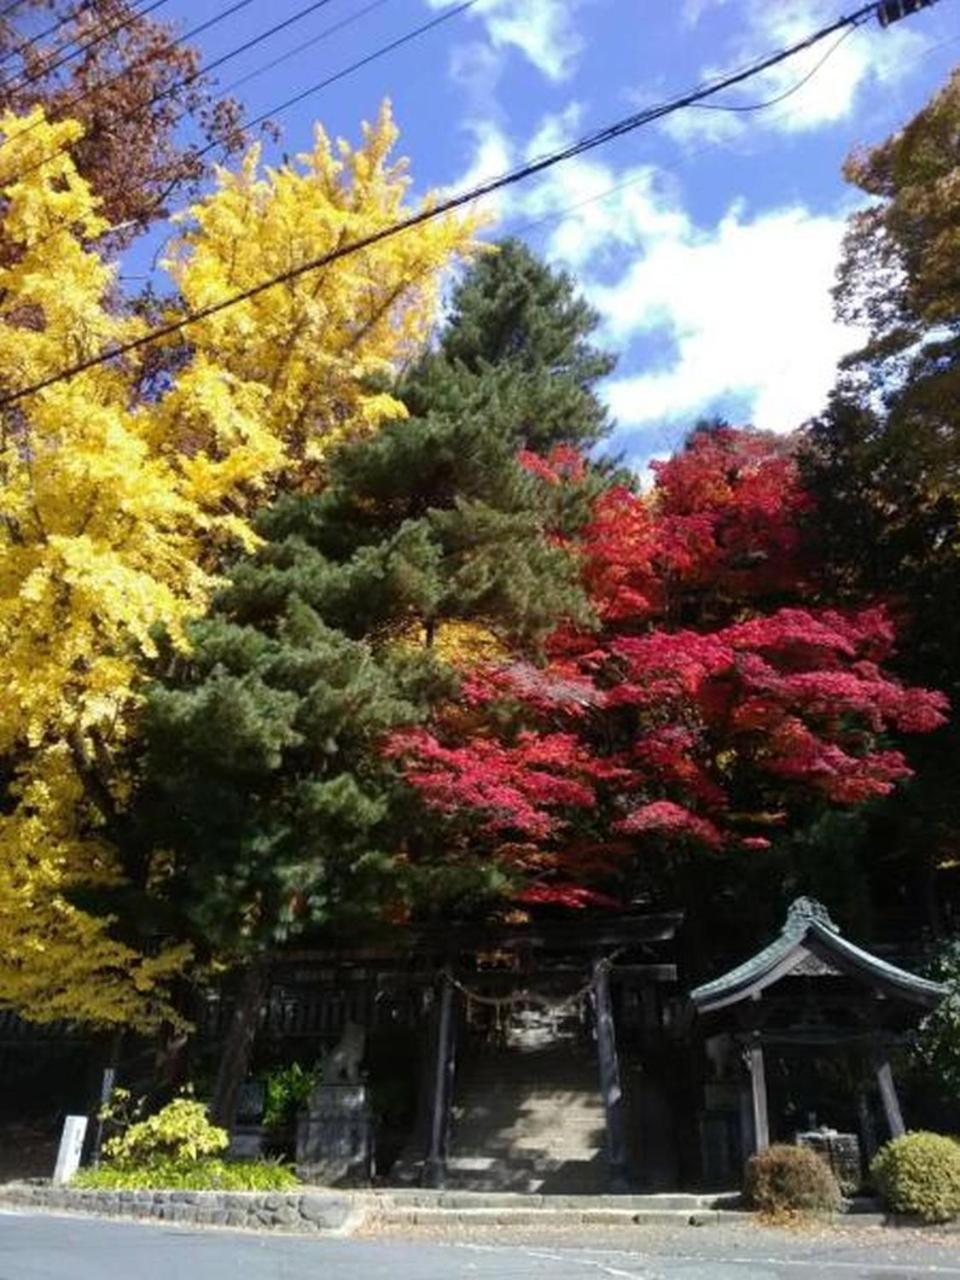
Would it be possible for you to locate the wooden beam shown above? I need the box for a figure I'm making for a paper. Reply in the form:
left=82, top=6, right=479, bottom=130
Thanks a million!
left=278, top=912, right=684, bottom=962
left=593, top=957, right=629, bottom=1190
left=872, top=1048, right=906, bottom=1139
left=423, top=973, right=456, bottom=1187
left=855, top=1079, right=878, bottom=1161
left=747, top=1037, right=770, bottom=1154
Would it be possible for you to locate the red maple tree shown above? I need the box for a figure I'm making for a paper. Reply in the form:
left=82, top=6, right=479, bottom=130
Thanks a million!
left=389, top=427, right=948, bottom=907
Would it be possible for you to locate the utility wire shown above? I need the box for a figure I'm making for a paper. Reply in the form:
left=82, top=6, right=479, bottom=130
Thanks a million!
left=0, top=0, right=250, bottom=160
left=692, top=20, right=865, bottom=115
left=510, top=22, right=868, bottom=243
left=0, top=0, right=30, bottom=23
left=0, top=0, right=92, bottom=77
left=0, top=0, right=933, bottom=408
left=0, top=0, right=403, bottom=251
left=220, top=0, right=392, bottom=97
left=130, top=0, right=475, bottom=228
left=2, top=0, right=171, bottom=97
left=206, top=0, right=477, bottom=153
left=514, top=18, right=959, bottom=248
left=1, top=0, right=397, bottom=188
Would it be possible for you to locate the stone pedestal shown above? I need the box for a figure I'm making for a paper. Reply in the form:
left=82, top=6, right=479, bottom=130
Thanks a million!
left=296, top=1083, right=373, bottom=1185
left=795, top=1128, right=862, bottom=1195
left=229, top=1079, right=267, bottom=1159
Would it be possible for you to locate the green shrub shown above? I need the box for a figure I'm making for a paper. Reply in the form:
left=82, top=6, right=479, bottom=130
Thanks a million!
left=871, top=1131, right=960, bottom=1223
left=72, top=1157, right=299, bottom=1192
left=103, top=1097, right=228, bottom=1165
left=745, top=1143, right=843, bottom=1214
left=261, top=1062, right=317, bottom=1131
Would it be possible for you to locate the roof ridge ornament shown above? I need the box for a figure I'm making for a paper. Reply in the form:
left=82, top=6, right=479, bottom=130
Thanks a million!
left=786, top=897, right=840, bottom=935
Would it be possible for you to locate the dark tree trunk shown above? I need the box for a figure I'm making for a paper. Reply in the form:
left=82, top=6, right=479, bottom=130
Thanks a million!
left=210, top=959, right=270, bottom=1131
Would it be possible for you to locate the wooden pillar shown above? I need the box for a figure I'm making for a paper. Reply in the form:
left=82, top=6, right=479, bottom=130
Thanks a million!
left=210, top=958, right=269, bottom=1132
left=423, top=971, right=456, bottom=1187
left=593, top=957, right=629, bottom=1190
left=872, top=1047, right=906, bottom=1139
left=746, top=1035, right=770, bottom=1154
left=855, top=1082, right=879, bottom=1161
left=855, top=1053, right=879, bottom=1161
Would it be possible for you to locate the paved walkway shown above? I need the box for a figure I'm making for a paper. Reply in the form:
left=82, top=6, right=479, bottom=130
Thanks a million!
left=3, top=1210, right=960, bottom=1279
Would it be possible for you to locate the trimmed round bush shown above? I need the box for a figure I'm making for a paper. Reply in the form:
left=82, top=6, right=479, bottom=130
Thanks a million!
left=745, top=1143, right=843, bottom=1214
left=871, top=1131, right=960, bottom=1223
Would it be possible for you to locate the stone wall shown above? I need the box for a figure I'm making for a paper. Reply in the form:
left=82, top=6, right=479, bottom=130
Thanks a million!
left=0, top=1183, right=358, bottom=1233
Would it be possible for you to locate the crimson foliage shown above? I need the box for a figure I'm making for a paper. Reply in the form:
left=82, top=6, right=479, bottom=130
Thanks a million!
left=388, top=427, right=947, bottom=908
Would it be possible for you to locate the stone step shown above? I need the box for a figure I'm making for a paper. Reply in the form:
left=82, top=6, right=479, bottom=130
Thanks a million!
left=371, top=1190, right=743, bottom=1211
left=439, top=1156, right=608, bottom=1194
left=446, top=1049, right=607, bottom=1192
left=367, top=1205, right=751, bottom=1227
left=374, top=1209, right=751, bottom=1227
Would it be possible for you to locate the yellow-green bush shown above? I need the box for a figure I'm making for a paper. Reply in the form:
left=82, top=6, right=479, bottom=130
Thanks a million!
left=871, top=1132, right=960, bottom=1223
left=73, top=1157, right=298, bottom=1192
left=104, top=1097, right=227, bottom=1166
left=79, top=1093, right=300, bottom=1192
left=745, top=1143, right=843, bottom=1214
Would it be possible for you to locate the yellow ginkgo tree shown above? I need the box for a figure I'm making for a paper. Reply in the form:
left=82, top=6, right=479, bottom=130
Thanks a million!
left=0, top=103, right=477, bottom=1027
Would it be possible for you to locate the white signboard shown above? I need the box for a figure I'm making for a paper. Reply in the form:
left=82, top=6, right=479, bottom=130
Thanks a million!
left=52, top=1115, right=88, bottom=1184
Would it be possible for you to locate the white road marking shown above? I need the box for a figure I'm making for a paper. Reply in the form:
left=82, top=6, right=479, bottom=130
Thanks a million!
left=455, top=1241, right=664, bottom=1278
left=452, top=1241, right=960, bottom=1276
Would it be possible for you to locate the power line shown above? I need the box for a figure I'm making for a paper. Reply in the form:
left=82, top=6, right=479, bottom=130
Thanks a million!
left=129, top=0, right=475, bottom=228
left=0, top=0, right=360, bottom=186
left=1, top=0, right=248, bottom=156
left=0, top=0, right=938, bottom=409
left=0, top=0, right=92, bottom=78
left=219, top=0, right=392, bottom=97
left=691, top=21, right=865, bottom=116
left=0, top=0, right=31, bottom=23
left=0, top=0, right=410, bottom=255
left=0, top=0, right=264, bottom=176
left=203, top=0, right=478, bottom=155
left=2, top=0, right=171, bottom=97
left=513, top=19, right=960, bottom=249
left=510, top=23, right=868, bottom=243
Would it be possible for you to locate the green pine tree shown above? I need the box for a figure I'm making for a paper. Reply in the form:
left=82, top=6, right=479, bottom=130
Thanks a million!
left=137, top=239, right=617, bottom=1120
left=400, top=237, right=617, bottom=451
left=142, top=239, right=615, bottom=956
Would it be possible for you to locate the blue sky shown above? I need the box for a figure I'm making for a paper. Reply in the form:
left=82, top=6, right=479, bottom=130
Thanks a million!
left=131, top=0, right=959, bottom=466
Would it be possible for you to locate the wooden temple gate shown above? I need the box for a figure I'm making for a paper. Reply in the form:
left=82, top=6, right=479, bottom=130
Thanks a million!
left=206, top=912, right=684, bottom=1190
left=691, top=898, right=946, bottom=1186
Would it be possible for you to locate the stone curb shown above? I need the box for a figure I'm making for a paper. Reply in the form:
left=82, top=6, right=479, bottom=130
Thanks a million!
left=0, top=1184, right=360, bottom=1235
left=3, top=1185, right=954, bottom=1236
left=368, top=1206, right=754, bottom=1227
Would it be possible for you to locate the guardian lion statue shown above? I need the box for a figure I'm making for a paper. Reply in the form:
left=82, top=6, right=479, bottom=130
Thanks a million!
left=320, top=1020, right=366, bottom=1084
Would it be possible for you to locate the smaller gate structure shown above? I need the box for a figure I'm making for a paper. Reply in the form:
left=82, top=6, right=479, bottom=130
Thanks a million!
left=690, top=898, right=946, bottom=1183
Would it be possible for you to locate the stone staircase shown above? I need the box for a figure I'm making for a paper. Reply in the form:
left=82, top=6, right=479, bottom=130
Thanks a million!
left=362, top=1188, right=748, bottom=1228
left=443, top=1044, right=608, bottom=1192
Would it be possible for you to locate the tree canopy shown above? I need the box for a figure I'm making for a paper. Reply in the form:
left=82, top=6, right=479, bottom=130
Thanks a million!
left=0, top=103, right=477, bottom=1026
left=139, top=240, right=614, bottom=971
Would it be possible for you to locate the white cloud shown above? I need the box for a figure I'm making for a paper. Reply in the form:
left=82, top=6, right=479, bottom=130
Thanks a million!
left=426, top=0, right=585, bottom=81
left=594, top=202, right=864, bottom=435
left=448, top=40, right=507, bottom=118
left=667, top=0, right=929, bottom=140
left=443, top=100, right=865, bottom=451
left=443, top=117, right=515, bottom=221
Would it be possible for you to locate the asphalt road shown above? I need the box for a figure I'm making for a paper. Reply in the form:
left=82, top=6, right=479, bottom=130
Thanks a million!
left=3, top=1211, right=960, bottom=1280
